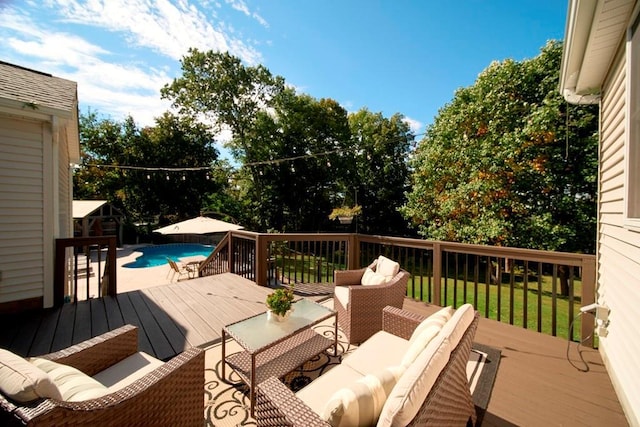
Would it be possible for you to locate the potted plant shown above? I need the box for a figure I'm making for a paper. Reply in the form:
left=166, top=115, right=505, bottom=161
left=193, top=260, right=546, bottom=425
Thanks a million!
left=328, top=205, right=362, bottom=225
left=266, top=285, right=295, bottom=322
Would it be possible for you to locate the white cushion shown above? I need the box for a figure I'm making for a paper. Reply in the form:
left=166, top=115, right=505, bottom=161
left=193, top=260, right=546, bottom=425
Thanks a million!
left=93, top=351, right=163, bottom=391
left=343, top=331, right=410, bottom=375
left=400, top=324, right=441, bottom=368
left=408, top=306, right=454, bottom=344
left=296, top=363, right=363, bottom=418
left=322, top=367, right=402, bottom=427
left=377, top=333, right=452, bottom=427
left=361, top=268, right=389, bottom=286
left=376, top=256, right=400, bottom=277
left=334, top=285, right=351, bottom=308
left=439, top=304, right=475, bottom=348
left=0, top=350, right=62, bottom=402
left=29, top=358, right=108, bottom=402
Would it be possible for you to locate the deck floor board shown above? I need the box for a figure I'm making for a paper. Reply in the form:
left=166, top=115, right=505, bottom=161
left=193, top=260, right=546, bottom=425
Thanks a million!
left=0, top=274, right=627, bottom=426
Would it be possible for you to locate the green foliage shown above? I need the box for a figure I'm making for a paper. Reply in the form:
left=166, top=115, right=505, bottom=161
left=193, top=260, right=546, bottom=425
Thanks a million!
left=401, top=41, right=598, bottom=252
left=74, top=110, right=222, bottom=223
left=328, top=205, right=362, bottom=220
left=265, top=285, right=295, bottom=316
left=343, top=109, right=414, bottom=235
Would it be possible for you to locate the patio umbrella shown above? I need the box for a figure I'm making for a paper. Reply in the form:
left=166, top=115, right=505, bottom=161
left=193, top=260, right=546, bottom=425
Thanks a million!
left=153, top=216, right=243, bottom=235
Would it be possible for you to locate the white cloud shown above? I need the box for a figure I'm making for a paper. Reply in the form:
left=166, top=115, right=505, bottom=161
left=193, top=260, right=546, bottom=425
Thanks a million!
left=0, top=0, right=272, bottom=127
left=224, top=0, right=268, bottom=28
left=43, top=0, right=262, bottom=64
left=403, top=116, right=424, bottom=134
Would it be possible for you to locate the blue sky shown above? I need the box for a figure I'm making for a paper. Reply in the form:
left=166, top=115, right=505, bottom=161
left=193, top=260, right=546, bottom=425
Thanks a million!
left=0, top=0, right=567, bottom=141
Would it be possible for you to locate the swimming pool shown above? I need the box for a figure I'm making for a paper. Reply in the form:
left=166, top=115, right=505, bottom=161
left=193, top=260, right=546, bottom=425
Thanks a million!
left=123, top=243, right=214, bottom=268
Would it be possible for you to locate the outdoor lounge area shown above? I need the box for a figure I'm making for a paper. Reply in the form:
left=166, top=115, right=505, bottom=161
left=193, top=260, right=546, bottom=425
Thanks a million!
left=0, top=272, right=627, bottom=426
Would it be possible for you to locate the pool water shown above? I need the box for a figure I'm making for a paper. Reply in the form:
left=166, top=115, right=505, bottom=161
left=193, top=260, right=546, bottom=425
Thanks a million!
left=123, top=243, right=214, bottom=268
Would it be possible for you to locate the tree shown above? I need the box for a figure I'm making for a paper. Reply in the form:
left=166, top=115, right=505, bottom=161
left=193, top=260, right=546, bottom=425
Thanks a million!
left=241, top=90, right=352, bottom=231
left=161, top=49, right=285, bottom=162
left=401, top=41, right=598, bottom=254
left=345, top=109, right=414, bottom=236
left=74, top=111, right=221, bottom=223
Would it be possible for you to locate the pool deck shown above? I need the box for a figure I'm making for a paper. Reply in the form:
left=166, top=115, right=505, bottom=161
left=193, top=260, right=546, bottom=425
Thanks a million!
left=76, top=244, right=190, bottom=300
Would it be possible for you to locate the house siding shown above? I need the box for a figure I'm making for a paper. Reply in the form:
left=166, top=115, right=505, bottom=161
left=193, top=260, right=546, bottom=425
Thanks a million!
left=0, top=115, right=45, bottom=304
left=598, top=41, right=640, bottom=427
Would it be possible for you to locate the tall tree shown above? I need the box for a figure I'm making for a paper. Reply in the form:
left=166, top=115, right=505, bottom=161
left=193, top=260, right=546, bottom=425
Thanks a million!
left=401, top=41, right=598, bottom=253
left=345, top=109, right=414, bottom=235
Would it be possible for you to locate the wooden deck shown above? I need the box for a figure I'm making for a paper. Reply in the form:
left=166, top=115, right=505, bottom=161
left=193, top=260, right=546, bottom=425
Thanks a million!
left=0, top=275, right=628, bottom=426
left=0, top=273, right=330, bottom=361
left=403, top=299, right=628, bottom=426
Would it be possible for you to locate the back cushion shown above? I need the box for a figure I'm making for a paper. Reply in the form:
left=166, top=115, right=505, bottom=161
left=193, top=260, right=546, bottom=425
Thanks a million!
left=377, top=334, right=452, bottom=427
left=376, top=256, right=400, bottom=277
left=439, top=303, right=475, bottom=348
left=361, top=268, right=389, bottom=286
left=0, top=349, right=62, bottom=402
left=30, top=358, right=108, bottom=402
left=408, top=306, right=454, bottom=344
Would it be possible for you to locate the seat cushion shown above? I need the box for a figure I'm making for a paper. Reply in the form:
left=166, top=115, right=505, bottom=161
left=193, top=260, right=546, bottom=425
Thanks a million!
left=343, top=331, right=410, bottom=376
left=0, top=350, right=62, bottom=402
left=361, top=268, right=389, bottom=286
left=93, top=351, right=164, bottom=391
left=377, top=333, right=452, bottom=427
left=29, top=357, right=108, bottom=402
left=376, top=256, right=400, bottom=277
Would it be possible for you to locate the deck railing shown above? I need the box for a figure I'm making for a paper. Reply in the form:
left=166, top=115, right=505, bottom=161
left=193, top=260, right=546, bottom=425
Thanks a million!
left=200, top=232, right=596, bottom=344
left=54, top=236, right=117, bottom=305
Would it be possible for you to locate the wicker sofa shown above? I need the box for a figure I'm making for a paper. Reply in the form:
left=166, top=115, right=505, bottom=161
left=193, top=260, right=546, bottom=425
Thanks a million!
left=0, top=324, right=204, bottom=426
left=334, top=256, right=411, bottom=344
left=256, top=304, right=480, bottom=427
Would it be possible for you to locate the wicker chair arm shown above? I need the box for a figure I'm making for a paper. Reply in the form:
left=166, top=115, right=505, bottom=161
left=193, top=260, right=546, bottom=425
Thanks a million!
left=334, top=268, right=366, bottom=286
left=382, top=306, right=428, bottom=340
left=7, top=347, right=205, bottom=426
left=38, top=324, right=138, bottom=376
left=256, top=376, right=328, bottom=427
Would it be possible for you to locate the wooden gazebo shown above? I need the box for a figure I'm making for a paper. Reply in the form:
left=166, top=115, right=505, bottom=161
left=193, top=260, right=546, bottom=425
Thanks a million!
left=73, top=200, right=124, bottom=245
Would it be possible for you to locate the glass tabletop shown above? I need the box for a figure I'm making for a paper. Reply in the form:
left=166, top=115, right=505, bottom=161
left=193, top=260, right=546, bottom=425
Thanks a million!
left=224, top=298, right=334, bottom=352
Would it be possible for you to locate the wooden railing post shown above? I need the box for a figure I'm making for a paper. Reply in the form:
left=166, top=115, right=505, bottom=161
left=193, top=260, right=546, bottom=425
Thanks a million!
left=228, top=233, right=235, bottom=274
left=433, top=242, right=442, bottom=306
left=347, top=234, right=359, bottom=270
left=106, top=236, right=117, bottom=296
left=256, top=234, right=268, bottom=287
left=581, top=255, right=596, bottom=347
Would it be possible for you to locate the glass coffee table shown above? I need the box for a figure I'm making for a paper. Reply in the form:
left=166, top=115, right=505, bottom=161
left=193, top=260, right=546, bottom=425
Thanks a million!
left=222, top=298, right=337, bottom=416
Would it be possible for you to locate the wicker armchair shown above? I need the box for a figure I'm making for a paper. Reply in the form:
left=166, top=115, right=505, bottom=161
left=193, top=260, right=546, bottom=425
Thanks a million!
left=333, top=258, right=410, bottom=344
left=0, top=325, right=204, bottom=426
left=256, top=306, right=480, bottom=426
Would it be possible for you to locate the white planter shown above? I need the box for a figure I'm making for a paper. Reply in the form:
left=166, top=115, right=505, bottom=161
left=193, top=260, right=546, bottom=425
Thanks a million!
left=267, top=308, right=293, bottom=322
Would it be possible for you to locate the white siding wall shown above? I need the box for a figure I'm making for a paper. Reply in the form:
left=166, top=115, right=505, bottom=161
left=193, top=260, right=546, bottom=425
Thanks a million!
left=0, top=115, right=45, bottom=304
left=598, top=44, right=640, bottom=427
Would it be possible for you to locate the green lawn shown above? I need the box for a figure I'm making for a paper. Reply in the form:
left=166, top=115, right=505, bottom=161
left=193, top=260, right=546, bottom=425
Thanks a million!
left=408, top=274, right=587, bottom=342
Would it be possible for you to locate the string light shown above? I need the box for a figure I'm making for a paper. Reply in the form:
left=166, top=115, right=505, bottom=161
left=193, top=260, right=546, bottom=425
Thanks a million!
left=82, top=132, right=425, bottom=172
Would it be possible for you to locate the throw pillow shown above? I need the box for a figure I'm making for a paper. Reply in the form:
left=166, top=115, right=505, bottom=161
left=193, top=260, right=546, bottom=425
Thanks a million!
left=30, top=358, right=109, bottom=402
left=361, top=268, right=388, bottom=286
left=376, top=256, right=400, bottom=277
left=321, top=366, right=402, bottom=427
left=0, top=349, right=62, bottom=402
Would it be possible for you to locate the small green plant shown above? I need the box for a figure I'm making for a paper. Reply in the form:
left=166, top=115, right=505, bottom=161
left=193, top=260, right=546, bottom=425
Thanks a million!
left=266, top=285, right=295, bottom=316
left=328, top=205, right=362, bottom=220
